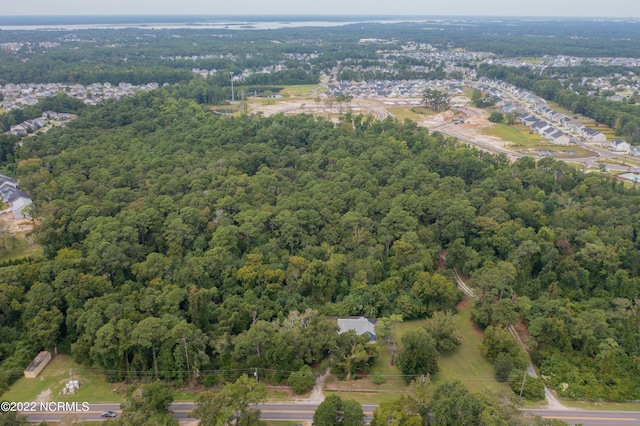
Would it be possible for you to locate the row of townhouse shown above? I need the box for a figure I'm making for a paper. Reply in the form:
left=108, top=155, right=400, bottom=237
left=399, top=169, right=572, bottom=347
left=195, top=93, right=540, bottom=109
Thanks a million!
left=518, top=113, right=575, bottom=145
left=482, top=77, right=608, bottom=143
left=326, top=79, right=464, bottom=99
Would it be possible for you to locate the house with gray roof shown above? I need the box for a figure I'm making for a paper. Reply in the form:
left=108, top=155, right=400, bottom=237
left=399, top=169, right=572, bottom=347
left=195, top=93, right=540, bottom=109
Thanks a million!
left=338, top=317, right=376, bottom=341
left=0, top=174, right=32, bottom=219
left=610, top=139, right=631, bottom=153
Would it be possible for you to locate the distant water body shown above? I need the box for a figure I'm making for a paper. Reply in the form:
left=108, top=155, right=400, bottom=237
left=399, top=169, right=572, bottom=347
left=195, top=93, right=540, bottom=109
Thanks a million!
left=0, top=15, right=426, bottom=31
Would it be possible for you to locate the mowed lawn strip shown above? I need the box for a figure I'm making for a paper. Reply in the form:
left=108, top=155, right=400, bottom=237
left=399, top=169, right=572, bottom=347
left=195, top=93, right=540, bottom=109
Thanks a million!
left=434, top=305, right=509, bottom=394
left=1, top=354, right=121, bottom=403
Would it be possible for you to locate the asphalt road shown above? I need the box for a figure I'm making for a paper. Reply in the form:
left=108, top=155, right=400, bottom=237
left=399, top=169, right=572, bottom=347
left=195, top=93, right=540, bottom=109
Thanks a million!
left=16, top=402, right=640, bottom=425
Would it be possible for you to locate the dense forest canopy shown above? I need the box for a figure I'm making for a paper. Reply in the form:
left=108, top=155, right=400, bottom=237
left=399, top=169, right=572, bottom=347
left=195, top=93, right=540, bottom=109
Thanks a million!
left=0, top=87, right=638, bottom=401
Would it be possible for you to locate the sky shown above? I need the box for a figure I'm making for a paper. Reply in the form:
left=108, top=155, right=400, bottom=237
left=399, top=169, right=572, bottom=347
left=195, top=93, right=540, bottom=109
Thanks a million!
left=3, top=0, right=639, bottom=18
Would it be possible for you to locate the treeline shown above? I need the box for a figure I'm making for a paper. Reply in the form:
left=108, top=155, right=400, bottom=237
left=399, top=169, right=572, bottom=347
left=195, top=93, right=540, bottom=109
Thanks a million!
left=478, top=64, right=640, bottom=144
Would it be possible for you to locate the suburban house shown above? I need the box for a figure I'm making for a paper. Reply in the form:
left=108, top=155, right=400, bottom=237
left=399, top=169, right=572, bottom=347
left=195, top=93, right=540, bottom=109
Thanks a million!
left=610, top=139, right=631, bottom=153
left=337, top=317, right=376, bottom=342
left=631, top=146, right=640, bottom=156
left=550, top=131, right=572, bottom=145
left=0, top=174, right=33, bottom=219
left=582, top=127, right=607, bottom=143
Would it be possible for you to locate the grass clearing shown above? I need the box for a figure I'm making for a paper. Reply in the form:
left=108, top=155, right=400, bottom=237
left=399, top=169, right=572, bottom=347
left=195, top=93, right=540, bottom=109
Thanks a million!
left=482, top=123, right=543, bottom=144
left=386, top=106, right=435, bottom=122
left=435, top=306, right=509, bottom=394
left=0, top=232, right=41, bottom=263
left=1, top=355, right=122, bottom=403
left=280, top=84, right=325, bottom=98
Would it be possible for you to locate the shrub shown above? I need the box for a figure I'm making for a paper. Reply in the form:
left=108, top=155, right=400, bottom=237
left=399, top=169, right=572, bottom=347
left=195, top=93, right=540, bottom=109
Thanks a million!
left=371, top=375, right=386, bottom=385
left=494, top=352, right=514, bottom=382
left=288, top=365, right=316, bottom=395
left=509, top=371, right=545, bottom=400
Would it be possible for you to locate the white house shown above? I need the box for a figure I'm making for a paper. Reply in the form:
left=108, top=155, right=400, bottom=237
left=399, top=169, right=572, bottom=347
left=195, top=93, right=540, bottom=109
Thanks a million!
left=610, top=139, right=631, bottom=153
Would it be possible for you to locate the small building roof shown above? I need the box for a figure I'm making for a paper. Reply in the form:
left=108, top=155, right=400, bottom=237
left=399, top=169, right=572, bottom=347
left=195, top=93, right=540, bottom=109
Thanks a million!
left=338, top=317, right=376, bottom=338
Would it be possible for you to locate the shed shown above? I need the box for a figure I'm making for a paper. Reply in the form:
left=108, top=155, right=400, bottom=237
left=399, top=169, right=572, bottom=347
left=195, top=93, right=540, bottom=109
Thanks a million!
left=24, top=351, right=52, bottom=378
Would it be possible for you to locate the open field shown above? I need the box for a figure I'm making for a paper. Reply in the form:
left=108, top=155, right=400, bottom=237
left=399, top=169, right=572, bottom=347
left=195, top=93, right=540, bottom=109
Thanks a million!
left=280, top=84, right=325, bottom=98
left=0, top=232, right=41, bottom=263
left=482, top=123, right=544, bottom=145
left=386, top=106, right=435, bottom=122
left=1, top=355, right=122, bottom=403
left=434, top=306, right=509, bottom=394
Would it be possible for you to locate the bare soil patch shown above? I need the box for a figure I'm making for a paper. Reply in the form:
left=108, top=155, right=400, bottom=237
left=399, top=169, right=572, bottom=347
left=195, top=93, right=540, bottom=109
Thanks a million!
left=0, top=212, right=34, bottom=233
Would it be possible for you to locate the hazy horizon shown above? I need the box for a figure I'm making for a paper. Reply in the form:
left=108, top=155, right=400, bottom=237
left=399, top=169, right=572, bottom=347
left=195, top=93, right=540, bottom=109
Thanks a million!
left=3, top=0, right=639, bottom=19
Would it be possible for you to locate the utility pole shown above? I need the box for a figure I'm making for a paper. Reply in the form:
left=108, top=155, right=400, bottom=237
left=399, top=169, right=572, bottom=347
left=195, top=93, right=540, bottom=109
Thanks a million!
left=230, top=72, right=235, bottom=103
left=519, top=371, right=527, bottom=397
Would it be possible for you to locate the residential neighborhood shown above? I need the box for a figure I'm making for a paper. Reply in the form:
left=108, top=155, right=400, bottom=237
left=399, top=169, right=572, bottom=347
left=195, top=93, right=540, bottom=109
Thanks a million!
left=0, top=81, right=160, bottom=110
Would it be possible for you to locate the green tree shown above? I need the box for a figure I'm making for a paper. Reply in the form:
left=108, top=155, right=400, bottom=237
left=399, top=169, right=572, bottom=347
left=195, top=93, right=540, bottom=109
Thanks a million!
left=422, top=89, right=450, bottom=112
left=396, top=328, right=439, bottom=383
left=489, top=111, right=504, bottom=123
left=288, top=365, right=316, bottom=395
left=116, top=381, right=177, bottom=426
left=313, top=395, right=365, bottom=426
left=332, top=330, right=377, bottom=380
left=192, top=375, right=267, bottom=426
left=374, top=314, right=403, bottom=366
left=424, top=311, right=462, bottom=353
left=494, top=352, right=514, bottom=382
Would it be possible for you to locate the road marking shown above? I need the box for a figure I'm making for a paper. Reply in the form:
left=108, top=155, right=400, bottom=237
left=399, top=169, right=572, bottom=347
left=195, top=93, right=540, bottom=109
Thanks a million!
left=541, top=416, right=637, bottom=422
left=19, top=411, right=121, bottom=414
left=260, top=410, right=373, bottom=415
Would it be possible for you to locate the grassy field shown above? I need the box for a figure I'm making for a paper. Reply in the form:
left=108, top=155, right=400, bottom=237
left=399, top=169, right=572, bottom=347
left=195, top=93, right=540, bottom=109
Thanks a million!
left=0, top=231, right=41, bottom=263
left=280, top=84, right=325, bottom=98
left=482, top=123, right=545, bottom=144
left=386, top=106, right=435, bottom=122
left=434, top=306, right=509, bottom=394
left=1, top=355, right=122, bottom=403
left=483, top=123, right=596, bottom=157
